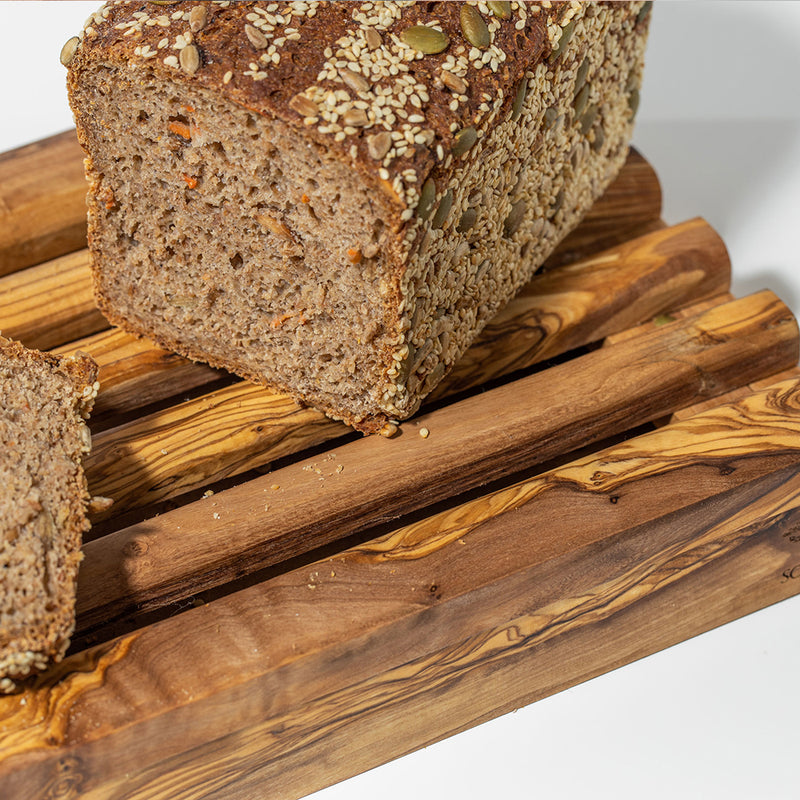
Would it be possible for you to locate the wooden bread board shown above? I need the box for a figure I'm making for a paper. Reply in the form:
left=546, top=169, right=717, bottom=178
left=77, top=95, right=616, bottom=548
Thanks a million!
left=1, top=131, right=799, bottom=800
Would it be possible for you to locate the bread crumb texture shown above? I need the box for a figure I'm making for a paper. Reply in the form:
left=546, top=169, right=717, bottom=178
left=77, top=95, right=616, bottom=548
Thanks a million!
left=0, top=338, right=98, bottom=692
left=66, top=1, right=651, bottom=431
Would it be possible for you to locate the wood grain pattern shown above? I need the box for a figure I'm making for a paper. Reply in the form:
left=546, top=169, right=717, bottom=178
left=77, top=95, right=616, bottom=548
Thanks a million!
left=0, top=249, right=105, bottom=351
left=0, top=131, right=87, bottom=276
left=75, top=291, right=798, bottom=629
left=3, top=377, right=800, bottom=799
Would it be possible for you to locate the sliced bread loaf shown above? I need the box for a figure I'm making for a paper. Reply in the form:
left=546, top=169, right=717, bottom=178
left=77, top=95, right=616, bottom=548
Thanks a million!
left=0, top=337, right=98, bottom=692
left=65, top=1, right=651, bottom=432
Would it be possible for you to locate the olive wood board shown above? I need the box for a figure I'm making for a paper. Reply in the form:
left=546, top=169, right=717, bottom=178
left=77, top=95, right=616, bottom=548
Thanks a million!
left=0, top=133, right=799, bottom=800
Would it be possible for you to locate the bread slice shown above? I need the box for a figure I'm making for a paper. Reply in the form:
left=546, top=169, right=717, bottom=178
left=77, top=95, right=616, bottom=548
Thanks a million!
left=0, top=337, right=98, bottom=692
left=65, top=1, right=651, bottom=432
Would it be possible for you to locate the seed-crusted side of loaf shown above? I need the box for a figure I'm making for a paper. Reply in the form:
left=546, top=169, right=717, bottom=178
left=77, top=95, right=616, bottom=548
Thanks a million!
left=65, top=1, right=651, bottom=432
left=0, top=338, right=98, bottom=692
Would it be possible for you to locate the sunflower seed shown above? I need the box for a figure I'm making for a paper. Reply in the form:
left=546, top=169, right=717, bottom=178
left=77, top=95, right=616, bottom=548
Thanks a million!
left=289, top=93, right=318, bottom=117
left=60, top=36, right=80, bottom=67
left=460, top=5, right=491, bottom=49
left=343, top=108, right=369, bottom=127
left=189, top=4, right=207, bottom=32
left=179, top=44, right=200, bottom=75
left=487, top=1, right=512, bottom=20
left=340, top=67, right=370, bottom=94
left=367, top=131, right=392, bottom=160
left=431, top=189, right=453, bottom=229
left=365, top=27, right=383, bottom=50
left=551, top=189, right=565, bottom=215
left=245, top=23, right=269, bottom=49
left=452, top=126, right=478, bottom=158
left=441, top=69, right=468, bottom=95
left=401, top=25, right=450, bottom=55
left=417, top=178, right=437, bottom=220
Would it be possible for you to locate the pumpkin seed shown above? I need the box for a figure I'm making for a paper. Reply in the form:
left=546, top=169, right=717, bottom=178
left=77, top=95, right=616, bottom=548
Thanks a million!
left=452, top=126, right=478, bottom=158
left=441, top=69, right=468, bottom=95
left=59, top=36, right=80, bottom=67
left=573, top=83, right=590, bottom=117
left=457, top=207, right=477, bottom=233
left=417, top=178, right=437, bottom=220
left=591, top=124, right=605, bottom=152
left=431, top=189, right=453, bottom=229
left=511, top=79, right=528, bottom=121
left=579, top=103, right=599, bottom=135
left=179, top=44, right=200, bottom=75
left=245, top=23, right=268, bottom=49
left=628, top=88, right=640, bottom=117
left=503, top=199, right=526, bottom=237
left=460, top=5, right=491, bottom=49
left=401, top=25, right=449, bottom=54
left=543, top=107, right=558, bottom=129
left=574, top=57, right=590, bottom=96
left=189, top=4, right=207, bottom=32
left=424, top=362, right=446, bottom=392
left=367, top=131, right=392, bottom=161
left=637, top=1, right=653, bottom=24
left=487, top=1, right=512, bottom=20
left=548, top=19, right=574, bottom=62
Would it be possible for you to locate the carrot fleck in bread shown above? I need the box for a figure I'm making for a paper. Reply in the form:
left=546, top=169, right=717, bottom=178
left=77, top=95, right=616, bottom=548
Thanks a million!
left=64, top=1, right=651, bottom=432
left=0, top=337, right=98, bottom=692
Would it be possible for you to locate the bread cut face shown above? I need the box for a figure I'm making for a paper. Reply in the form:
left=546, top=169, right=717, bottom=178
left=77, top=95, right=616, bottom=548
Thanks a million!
left=78, top=66, right=402, bottom=429
left=0, top=338, right=98, bottom=692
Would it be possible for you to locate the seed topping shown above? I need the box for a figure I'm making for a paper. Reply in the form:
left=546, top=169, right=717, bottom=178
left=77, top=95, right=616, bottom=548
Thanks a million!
left=60, top=36, right=81, bottom=67
left=460, top=5, right=491, bottom=50
left=179, top=43, right=200, bottom=75
left=400, top=25, right=450, bottom=55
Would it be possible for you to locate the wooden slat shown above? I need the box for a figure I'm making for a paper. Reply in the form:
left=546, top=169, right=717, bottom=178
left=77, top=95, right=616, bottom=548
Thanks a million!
left=2, top=377, right=800, bottom=799
left=0, top=131, right=87, bottom=276
left=75, top=290, right=799, bottom=629
left=0, top=249, right=105, bottom=350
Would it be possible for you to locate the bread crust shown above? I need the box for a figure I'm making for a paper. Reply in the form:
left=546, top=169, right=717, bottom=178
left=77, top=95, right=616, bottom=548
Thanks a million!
left=66, top=1, right=651, bottom=431
left=0, top=337, right=98, bottom=692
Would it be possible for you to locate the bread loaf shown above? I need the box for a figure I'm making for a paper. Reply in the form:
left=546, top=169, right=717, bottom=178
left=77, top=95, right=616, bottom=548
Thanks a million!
left=0, top=338, right=98, bottom=692
left=65, top=1, right=651, bottom=432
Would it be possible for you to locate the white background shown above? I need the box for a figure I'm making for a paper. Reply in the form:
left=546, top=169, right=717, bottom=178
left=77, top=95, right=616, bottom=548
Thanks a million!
left=2, top=3, right=800, bottom=798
